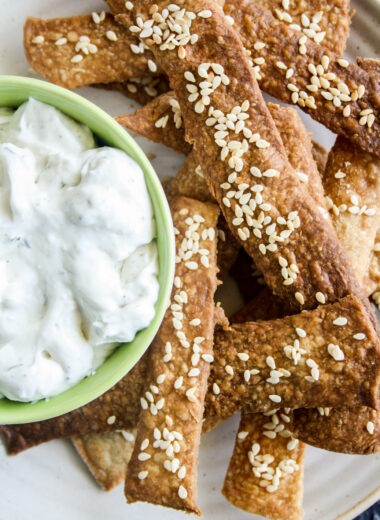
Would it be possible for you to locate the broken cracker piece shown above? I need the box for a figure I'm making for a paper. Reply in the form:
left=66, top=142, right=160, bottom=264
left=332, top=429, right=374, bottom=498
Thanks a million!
left=125, top=196, right=219, bottom=514
left=116, top=92, right=191, bottom=154
left=323, top=136, right=380, bottom=291
left=0, top=352, right=148, bottom=455
left=24, top=14, right=157, bottom=89
left=206, top=294, right=380, bottom=418
left=222, top=411, right=305, bottom=520
left=73, top=428, right=137, bottom=491
left=292, top=406, right=380, bottom=454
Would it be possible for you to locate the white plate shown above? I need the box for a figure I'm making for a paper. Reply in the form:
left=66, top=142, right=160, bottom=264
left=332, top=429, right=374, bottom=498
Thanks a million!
left=0, top=1, right=379, bottom=519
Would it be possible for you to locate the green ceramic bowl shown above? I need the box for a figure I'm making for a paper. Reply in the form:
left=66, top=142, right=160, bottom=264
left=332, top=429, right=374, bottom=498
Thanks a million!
left=0, top=76, right=175, bottom=425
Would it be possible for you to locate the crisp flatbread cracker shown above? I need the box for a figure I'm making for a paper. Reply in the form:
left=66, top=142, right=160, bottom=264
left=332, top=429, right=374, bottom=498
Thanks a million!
left=124, top=195, right=219, bottom=514
left=292, top=407, right=380, bottom=454
left=206, top=294, right=380, bottom=417
left=24, top=14, right=157, bottom=89
left=222, top=411, right=305, bottom=520
left=323, top=136, right=380, bottom=292
left=73, top=429, right=137, bottom=491
left=116, top=92, right=191, bottom=154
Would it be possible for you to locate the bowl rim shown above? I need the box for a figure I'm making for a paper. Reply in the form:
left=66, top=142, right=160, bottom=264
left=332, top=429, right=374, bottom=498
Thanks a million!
left=0, top=75, right=175, bottom=424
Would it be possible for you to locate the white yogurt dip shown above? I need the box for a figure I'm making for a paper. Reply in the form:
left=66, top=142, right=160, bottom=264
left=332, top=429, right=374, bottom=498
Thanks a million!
left=0, top=98, right=159, bottom=402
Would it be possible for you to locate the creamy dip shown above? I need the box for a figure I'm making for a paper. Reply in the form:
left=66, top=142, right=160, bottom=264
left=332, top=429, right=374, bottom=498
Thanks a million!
left=0, top=98, right=159, bottom=402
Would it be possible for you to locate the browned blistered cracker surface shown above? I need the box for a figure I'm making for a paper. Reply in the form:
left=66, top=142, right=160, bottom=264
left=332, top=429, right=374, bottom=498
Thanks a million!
left=95, top=75, right=170, bottom=106
left=322, top=136, right=380, bottom=289
left=24, top=14, right=158, bottom=89
left=109, top=0, right=364, bottom=314
left=73, top=429, right=137, bottom=491
left=292, top=407, right=380, bottom=454
left=225, top=0, right=380, bottom=157
left=223, top=411, right=305, bottom=520
left=260, top=0, right=351, bottom=55
left=124, top=196, right=219, bottom=514
left=0, top=353, right=148, bottom=455
left=206, top=295, right=380, bottom=418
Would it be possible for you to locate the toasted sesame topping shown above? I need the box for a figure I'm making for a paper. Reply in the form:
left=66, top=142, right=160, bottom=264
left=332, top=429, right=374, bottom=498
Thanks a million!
left=138, top=452, right=151, bottom=461
left=315, top=292, right=326, bottom=304
left=353, top=333, right=366, bottom=340
left=178, top=485, right=188, bottom=499
left=32, top=35, right=44, bottom=44
left=213, top=383, right=220, bottom=395
left=138, top=470, right=148, bottom=480
left=238, top=431, right=249, bottom=440
left=107, top=415, right=116, bottom=425
left=327, top=343, right=345, bottom=361
left=70, top=54, right=83, bottom=63
left=333, top=317, right=347, bottom=326
left=106, top=30, right=118, bottom=41
left=269, top=394, right=282, bottom=403
left=366, top=421, right=375, bottom=435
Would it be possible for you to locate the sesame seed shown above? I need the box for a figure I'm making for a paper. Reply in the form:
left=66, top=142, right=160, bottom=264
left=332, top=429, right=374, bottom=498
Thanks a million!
left=202, top=354, right=214, bottom=363
left=316, top=292, right=326, bottom=304
left=106, top=30, right=118, bottom=41
left=55, top=37, right=67, bottom=46
left=238, top=431, right=249, bottom=440
left=269, top=395, right=282, bottom=403
left=32, top=35, right=44, bottom=44
left=178, top=485, right=188, bottom=499
left=296, top=328, right=306, bottom=338
left=125, top=1, right=134, bottom=9
left=186, top=387, right=197, bottom=402
left=141, top=438, right=149, bottom=450
left=327, top=343, right=345, bottom=361
left=353, top=333, right=366, bottom=340
left=174, top=376, right=183, bottom=389
left=71, top=54, right=83, bottom=63
left=213, top=383, right=220, bottom=395
left=148, top=59, right=157, bottom=72
left=138, top=452, right=151, bottom=461
left=138, top=471, right=148, bottom=480
left=366, top=421, right=375, bottom=435
left=198, top=9, right=212, bottom=18
left=107, top=415, right=116, bottom=425
left=333, top=317, right=347, bottom=326
left=237, top=353, right=249, bottom=361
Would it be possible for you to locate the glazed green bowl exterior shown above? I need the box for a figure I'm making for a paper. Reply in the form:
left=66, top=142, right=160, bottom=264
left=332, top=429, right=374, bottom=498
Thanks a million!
left=0, top=76, right=175, bottom=424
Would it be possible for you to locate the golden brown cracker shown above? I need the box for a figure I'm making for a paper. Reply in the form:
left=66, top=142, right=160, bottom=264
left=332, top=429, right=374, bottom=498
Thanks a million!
left=73, top=429, right=137, bottom=491
left=206, top=295, right=380, bottom=418
left=323, top=136, right=380, bottom=290
left=292, top=407, right=380, bottom=454
left=124, top=196, right=219, bottom=514
left=116, top=92, right=191, bottom=154
left=24, top=14, right=156, bottom=89
left=222, top=411, right=305, bottom=520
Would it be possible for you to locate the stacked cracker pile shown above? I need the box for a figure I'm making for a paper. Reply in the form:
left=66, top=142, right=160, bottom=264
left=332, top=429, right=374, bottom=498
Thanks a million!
left=2, top=1, right=380, bottom=519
